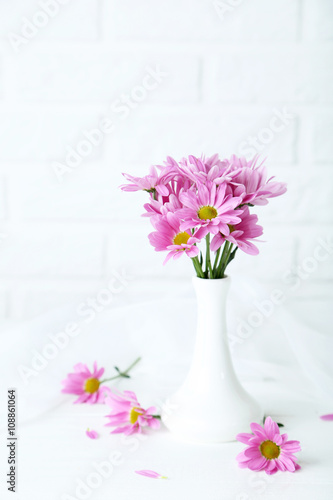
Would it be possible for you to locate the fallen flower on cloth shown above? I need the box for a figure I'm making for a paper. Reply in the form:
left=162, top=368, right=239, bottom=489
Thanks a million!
left=320, top=414, right=333, bottom=421
left=61, top=357, right=141, bottom=404
left=86, top=429, right=99, bottom=439
left=61, top=362, right=110, bottom=404
left=135, top=470, right=168, bottom=479
left=105, top=389, right=161, bottom=435
left=236, top=416, right=301, bottom=475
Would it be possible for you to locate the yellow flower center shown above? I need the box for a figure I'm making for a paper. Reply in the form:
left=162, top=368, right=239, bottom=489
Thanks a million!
left=260, top=440, right=280, bottom=460
left=173, top=232, right=190, bottom=246
left=84, top=378, right=100, bottom=394
left=198, top=206, right=217, bottom=220
left=129, top=407, right=142, bottom=424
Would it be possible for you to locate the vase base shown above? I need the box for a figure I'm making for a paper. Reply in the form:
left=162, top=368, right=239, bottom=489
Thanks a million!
left=161, top=390, right=262, bottom=444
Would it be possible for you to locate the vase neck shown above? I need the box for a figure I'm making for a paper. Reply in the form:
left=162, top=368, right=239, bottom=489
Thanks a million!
left=187, top=276, right=235, bottom=384
left=192, top=277, right=230, bottom=327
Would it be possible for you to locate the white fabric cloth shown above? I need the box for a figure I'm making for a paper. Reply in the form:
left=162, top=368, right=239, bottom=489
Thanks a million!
left=1, top=277, right=333, bottom=499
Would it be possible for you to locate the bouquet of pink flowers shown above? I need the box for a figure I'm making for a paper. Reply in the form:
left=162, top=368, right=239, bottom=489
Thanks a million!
left=120, top=154, right=286, bottom=279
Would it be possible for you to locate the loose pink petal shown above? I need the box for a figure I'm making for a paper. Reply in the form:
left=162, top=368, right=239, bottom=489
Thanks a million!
left=86, top=429, right=99, bottom=439
left=320, top=414, right=333, bottom=421
left=135, top=470, right=167, bottom=479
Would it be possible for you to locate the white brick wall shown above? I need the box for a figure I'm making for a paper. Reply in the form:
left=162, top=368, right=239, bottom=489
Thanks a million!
left=0, top=0, right=100, bottom=42
left=9, top=52, right=200, bottom=103
left=0, top=0, right=332, bottom=320
left=104, top=0, right=300, bottom=42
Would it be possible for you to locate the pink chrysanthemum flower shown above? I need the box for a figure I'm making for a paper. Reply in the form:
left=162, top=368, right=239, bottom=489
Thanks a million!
left=211, top=207, right=263, bottom=255
left=148, top=212, right=200, bottom=264
left=228, top=155, right=287, bottom=206
left=179, top=181, right=243, bottom=239
left=61, top=362, right=110, bottom=404
left=105, top=390, right=160, bottom=435
left=143, top=192, right=183, bottom=219
left=236, top=417, right=301, bottom=475
left=120, top=166, right=169, bottom=197
left=142, top=175, right=192, bottom=219
left=165, top=154, right=242, bottom=186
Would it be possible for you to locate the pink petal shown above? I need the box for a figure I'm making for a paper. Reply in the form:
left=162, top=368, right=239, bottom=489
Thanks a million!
left=275, top=459, right=287, bottom=472
left=238, top=460, right=252, bottom=468
left=282, top=440, right=301, bottom=452
left=156, top=185, right=169, bottom=196
left=147, top=418, right=161, bottom=430
left=278, top=454, right=296, bottom=472
left=88, top=391, right=99, bottom=404
left=236, top=432, right=254, bottom=445
left=236, top=451, right=251, bottom=463
left=273, top=434, right=283, bottom=446
left=61, top=387, right=84, bottom=395
left=123, top=390, right=140, bottom=402
left=265, top=467, right=278, bottom=475
left=320, top=414, right=333, bottom=421
left=266, top=459, right=277, bottom=472
left=124, top=423, right=141, bottom=436
left=105, top=411, right=129, bottom=423
left=74, top=393, right=91, bottom=404
left=250, top=422, right=267, bottom=440
left=264, top=416, right=279, bottom=440
left=73, top=363, right=90, bottom=374
left=105, top=418, right=129, bottom=427
left=244, top=447, right=262, bottom=459
left=248, top=436, right=263, bottom=446
left=110, top=425, right=133, bottom=434
left=137, top=415, right=149, bottom=426
left=86, top=429, right=99, bottom=439
left=145, top=406, right=158, bottom=415
left=135, top=470, right=167, bottom=479
left=280, top=433, right=289, bottom=444
left=247, top=456, right=267, bottom=471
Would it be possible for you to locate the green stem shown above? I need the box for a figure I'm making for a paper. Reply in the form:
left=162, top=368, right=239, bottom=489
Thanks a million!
left=205, top=234, right=213, bottom=279
left=216, top=241, right=229, bottom=278
left=191, top=256, right=205, bottom=278
left=100, top=356, right=141, bottom=383
left=220, top=243, right=234, bottom=278
left=213, top=247, right=221, bottom=275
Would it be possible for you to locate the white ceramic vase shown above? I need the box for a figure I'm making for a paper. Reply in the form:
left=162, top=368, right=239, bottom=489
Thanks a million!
left=162, top=276, right=262, bottom=443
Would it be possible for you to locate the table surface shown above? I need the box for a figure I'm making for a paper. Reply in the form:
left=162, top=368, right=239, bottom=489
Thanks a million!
left=1, top=279, right=333, bottom=500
